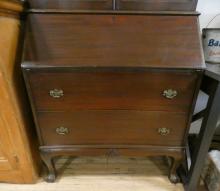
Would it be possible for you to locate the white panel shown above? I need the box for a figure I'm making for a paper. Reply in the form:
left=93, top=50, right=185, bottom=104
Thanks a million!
left=197, top=0, right=220, bottom=29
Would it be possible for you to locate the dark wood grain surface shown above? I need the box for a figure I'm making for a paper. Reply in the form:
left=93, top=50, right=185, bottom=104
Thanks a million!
left=25, top=70, right=198, bottom=112
left=116, top=0, right=198, bottom=11
left=38, top=110, right=188, bottom=146
left=27, top=0, right=198, bottom=11
left=22, top=14, right=205, bottom=69
left=21, top=9, right=204, bottom=183
left=27, top=0, right=113, bottom=10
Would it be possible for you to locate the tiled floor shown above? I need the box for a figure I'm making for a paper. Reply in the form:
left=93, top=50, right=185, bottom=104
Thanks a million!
left=0, top=156, right=184, bottom=191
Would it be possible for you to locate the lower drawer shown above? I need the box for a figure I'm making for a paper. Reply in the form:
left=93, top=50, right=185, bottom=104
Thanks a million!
left=38, top=111, right=188, bottom=146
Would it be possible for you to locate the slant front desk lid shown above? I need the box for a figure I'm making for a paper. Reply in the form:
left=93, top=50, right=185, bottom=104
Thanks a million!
left=22, top=14, right=205, bottom=69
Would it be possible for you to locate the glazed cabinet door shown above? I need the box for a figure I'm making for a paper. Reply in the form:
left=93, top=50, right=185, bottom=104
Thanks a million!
left=116, top=0, right=198, bottom=11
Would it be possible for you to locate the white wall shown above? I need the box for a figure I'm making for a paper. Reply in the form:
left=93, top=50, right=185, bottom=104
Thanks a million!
left=197, top=0, right=220, bottom=29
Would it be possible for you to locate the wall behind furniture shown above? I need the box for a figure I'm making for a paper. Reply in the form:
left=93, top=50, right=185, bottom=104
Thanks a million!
left=197, top=0, right=220, bottom=29
left=190, top=0, right=220, bottom=134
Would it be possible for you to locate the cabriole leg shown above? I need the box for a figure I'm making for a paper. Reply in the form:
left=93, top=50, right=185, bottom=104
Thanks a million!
left=169, top=156, right=182, bottom=184
left=40, top=152, right=56, bottom=183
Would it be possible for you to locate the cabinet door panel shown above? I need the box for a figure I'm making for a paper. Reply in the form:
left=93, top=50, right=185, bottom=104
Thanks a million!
left=0, top=0, right=38, bottom=183
left=0, top=115, right=18, bottom=172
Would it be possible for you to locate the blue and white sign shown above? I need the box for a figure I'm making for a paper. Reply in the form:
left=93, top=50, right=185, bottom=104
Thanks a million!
left=203, top=28, right=220, bottom=64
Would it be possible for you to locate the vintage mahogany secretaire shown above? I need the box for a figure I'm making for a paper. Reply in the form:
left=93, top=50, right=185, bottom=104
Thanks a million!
left=21, top=0, right=205, bottom=183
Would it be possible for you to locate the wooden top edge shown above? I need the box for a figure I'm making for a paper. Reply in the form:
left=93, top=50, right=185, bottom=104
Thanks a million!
left=26, top=9, right=200, bottom=16
left=39, top=145, right=185, bottom=151
left=21, top=62, right=206, bottom=71
left=0, top=0, right=24, bottom=14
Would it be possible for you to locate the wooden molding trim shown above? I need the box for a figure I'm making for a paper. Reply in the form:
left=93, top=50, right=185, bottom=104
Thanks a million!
left=0, top=0, right=24, bottom=17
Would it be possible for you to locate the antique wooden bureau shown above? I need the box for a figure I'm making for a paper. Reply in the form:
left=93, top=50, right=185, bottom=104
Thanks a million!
left=21, top=0, right=205, bottom=183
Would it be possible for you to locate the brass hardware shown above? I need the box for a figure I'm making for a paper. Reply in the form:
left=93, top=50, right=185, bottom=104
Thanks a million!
left=163, top=89, right=178, bottom=99
left=49, top=89, right=64, bottom=98
left=158, top=128, right=170, bottom=136
left=56, top=126, right=69, bottom=135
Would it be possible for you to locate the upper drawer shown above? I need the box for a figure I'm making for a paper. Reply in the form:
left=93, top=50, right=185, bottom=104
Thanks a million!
left=27, top=0, right=113, bottom=10
left=24, top=70, right=198, bottom=112
left=116, top=0, right=198, bottom=11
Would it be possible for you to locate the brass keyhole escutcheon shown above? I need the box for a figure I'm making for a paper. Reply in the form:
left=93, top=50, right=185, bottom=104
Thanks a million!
left=49, top=89, right=64, bottom=98
left=56, top=126, right=69, bottom=135
left=158, top=128, right=170, bottom=136
left=163, top=89, right=178, bottom=99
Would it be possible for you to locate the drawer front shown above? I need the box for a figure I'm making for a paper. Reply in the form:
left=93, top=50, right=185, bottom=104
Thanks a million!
left=116, top=0, right=198, bottom=11
left=28, top=0, right=113, bottom=10
left=26, top=70, right=198, bottom=112
left=38, top=111, right=188, bottom=146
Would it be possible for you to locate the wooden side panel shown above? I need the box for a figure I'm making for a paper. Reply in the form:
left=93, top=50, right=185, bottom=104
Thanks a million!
left=0, top=0, right=23, bottom=14
left=23, top=14, right=204, bottom=69
left=0, top=113, right=18, bottom=172
left=0, top=10, right=39, bottom=183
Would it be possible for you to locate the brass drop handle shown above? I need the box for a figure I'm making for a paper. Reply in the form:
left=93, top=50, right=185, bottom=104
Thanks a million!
left=49, top=89, right=64, bottom=98
left=56, top=126, right=69, bottom=135
left=163, top=89, right=178, bottom=99
left=158, top=128, right=170, bottom=136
